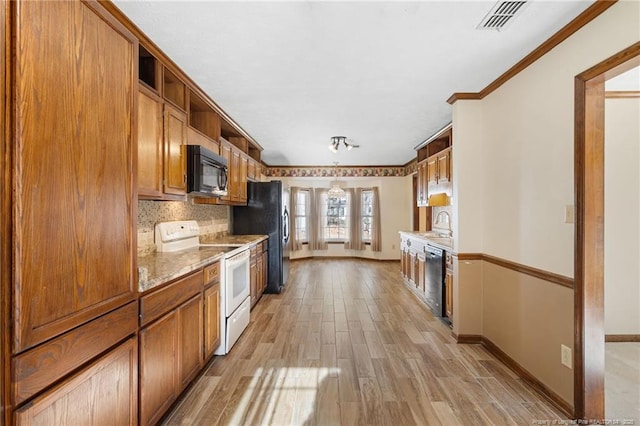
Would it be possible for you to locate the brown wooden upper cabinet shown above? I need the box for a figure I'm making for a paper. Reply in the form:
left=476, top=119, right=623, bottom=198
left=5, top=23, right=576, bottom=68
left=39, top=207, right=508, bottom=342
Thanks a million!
left=138, top=86, right=164, bottom=198
left=12, top=0, right=137, bottom=352
left=163, top=104, right=188, bottom=196
left=416, top=127, right=453, bottom=207
left=435, top=148, right=452, bottom=184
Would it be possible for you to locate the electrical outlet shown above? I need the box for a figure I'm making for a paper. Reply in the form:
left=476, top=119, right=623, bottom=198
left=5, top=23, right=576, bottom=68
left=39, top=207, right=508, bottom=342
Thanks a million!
left=561, top=344, right=572, bottom=368
left=564, top=205, right=575, bottom=224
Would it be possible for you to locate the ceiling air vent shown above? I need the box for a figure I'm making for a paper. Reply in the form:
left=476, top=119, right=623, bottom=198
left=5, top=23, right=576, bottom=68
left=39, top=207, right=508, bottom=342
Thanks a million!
left=477, top=1, right=528, bottom=31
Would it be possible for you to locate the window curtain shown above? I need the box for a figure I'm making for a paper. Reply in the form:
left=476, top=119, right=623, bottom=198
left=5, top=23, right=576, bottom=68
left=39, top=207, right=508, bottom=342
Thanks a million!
left=289, top=187, right=302, bottom=251
left=345, top=188, right=364, bottom=250
left=371, top=187, right=382, bottom=252
left=309, top=188, right=328, bottom=251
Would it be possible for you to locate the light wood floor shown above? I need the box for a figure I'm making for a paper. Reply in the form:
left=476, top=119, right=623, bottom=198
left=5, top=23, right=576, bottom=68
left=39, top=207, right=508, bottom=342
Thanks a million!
left=606, top=342, right=640, bottom=422
left=163, top=259, right=566, bottom=425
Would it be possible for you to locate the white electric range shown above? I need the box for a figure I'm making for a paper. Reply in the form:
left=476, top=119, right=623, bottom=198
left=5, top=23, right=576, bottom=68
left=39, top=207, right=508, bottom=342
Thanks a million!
left=155, top=220, right=250, bottom=355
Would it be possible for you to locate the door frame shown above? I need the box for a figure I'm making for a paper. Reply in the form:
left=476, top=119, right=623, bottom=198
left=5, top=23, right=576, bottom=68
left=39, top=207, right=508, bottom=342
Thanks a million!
left=574, top=41, right=640, bottom=419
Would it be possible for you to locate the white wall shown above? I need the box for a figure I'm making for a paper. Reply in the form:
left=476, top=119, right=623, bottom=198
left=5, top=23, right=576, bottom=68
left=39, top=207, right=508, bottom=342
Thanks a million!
left=277, top=176, right=412, bottom=260
left=604, top=96, right=640, bottom=335
left=455, top=0, right=640, bottom=277
left=452, top=100, right=484, bottom=254
left=450, top=0, right=640, bottom=405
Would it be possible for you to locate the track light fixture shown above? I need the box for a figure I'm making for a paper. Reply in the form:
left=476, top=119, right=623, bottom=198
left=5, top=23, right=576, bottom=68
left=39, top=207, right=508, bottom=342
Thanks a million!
left=328, top=136, right=359, bottom=153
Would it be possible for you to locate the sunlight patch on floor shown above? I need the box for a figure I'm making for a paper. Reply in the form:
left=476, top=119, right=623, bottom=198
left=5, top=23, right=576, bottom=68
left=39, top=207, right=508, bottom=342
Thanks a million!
left=230, top=367, right=341, bottom=425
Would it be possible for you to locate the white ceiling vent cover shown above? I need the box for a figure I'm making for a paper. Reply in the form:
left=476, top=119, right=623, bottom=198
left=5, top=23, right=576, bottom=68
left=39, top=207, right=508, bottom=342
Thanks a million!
left=477, top=1, right=529, bottom=31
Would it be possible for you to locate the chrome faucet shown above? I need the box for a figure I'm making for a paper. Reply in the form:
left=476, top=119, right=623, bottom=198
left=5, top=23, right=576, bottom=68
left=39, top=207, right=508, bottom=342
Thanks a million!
left=434, top=211, right=452, bottom=236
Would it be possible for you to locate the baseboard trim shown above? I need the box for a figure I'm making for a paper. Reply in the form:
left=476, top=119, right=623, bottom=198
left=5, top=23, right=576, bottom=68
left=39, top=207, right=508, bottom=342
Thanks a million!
left=457, top=334, right=573, bottom=417
left=452, top=333, right=482, bottom=344
left=605, top=334, right=640, bottom=342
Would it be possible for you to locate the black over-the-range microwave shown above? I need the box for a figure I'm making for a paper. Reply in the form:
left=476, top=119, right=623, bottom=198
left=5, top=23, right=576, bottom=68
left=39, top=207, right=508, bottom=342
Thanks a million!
left=186, top=145, right=228, bottom=197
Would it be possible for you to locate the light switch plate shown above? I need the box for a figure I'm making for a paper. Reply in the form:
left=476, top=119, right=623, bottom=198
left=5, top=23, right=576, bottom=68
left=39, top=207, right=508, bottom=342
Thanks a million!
left=564, top=205, right=575, bottom=224
left=561, top=344, right=572, bottom=368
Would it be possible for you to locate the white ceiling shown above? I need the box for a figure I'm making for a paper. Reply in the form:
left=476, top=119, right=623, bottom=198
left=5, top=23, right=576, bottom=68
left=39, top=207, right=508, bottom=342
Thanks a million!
left=113, top=0, right=595, bottom=166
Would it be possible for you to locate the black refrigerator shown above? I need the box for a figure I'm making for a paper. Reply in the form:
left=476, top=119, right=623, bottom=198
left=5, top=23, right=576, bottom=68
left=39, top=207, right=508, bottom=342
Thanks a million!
left=233, top=181, right=290, bottom=293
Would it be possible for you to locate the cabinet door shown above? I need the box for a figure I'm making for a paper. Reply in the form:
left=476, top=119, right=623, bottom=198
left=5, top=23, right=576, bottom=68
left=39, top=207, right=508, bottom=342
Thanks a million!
left=256, top=253, right=264, bottom=296
left=230, top=150, right=242, bottom=202
left=138, top=87, right=164, bottom=198
left=204, top=283, right=221, bottom=360
left=401, top=248, right=408, bottom=278
left=13, top=0, right=136, bottom=351
left=239, top=155, right=248, bottom=203
left=14, top=337, right=138, bottom=426
left=178, top=294, right=204, bottom=390
left=219, top=142, right=233, bottom=203
left=417, top=254, right=426, bottom=292
left=140, top=311, right=178, bottom=426
left=437, top=149, right=451, bottom=183
left=163, top=104, right=187, bottom=195
left=427, top=157, right=438, bottom=187
left=261, top=249, right=268, bottom=294
left=445, top=270, right=454, bottom=320
left=250, top=256, right=258, bottom=308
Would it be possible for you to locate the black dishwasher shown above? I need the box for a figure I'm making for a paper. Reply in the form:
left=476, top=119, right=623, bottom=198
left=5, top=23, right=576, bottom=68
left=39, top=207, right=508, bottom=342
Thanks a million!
left=424, top=245, right=445, bottom=317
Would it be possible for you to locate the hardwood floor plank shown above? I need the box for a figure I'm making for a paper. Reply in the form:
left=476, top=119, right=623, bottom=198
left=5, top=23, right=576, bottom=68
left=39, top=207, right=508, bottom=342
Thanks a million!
left=337, top=357, right=360, bottom=403
left=352, top=343, right=376, bottom=378
left=335, top=331, right=354, bottom=359
left=162, top=259, right=569, bottom=425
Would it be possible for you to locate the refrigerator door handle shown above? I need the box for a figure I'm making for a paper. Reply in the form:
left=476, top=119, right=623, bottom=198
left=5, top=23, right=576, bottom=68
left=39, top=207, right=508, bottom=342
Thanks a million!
left=283, top=207, right=290, bottom=244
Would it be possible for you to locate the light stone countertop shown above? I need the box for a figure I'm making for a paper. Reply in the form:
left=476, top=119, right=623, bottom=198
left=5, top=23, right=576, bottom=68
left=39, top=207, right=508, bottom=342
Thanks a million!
left=137, top=235, right=268, bottom=293
left=199, top=234, right=268, bottom=246
left=399, top=231, right=454, bottom=251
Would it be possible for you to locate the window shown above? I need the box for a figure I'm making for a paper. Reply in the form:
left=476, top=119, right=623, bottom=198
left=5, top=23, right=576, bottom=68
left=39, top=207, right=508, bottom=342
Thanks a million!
left=322, top=193, right=349, bottom=242
left=294, top=189, right=310, bottom=243
left=361, top=190, right=373, bottom=243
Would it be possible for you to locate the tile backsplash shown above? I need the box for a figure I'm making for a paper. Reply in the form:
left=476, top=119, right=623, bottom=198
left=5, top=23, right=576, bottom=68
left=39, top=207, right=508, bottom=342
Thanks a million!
left=137, top=200, right=229, bottom=255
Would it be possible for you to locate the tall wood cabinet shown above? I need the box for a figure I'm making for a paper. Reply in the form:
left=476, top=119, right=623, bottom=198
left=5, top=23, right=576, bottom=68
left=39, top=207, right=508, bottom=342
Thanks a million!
left=13, top=0, right=136, bottom=353
left=5, top=0, right=138, bottom=422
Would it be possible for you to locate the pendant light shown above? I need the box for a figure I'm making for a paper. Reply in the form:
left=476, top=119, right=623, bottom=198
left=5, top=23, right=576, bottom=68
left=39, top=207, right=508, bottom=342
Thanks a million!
left=327, top=162, right=345, bottom=198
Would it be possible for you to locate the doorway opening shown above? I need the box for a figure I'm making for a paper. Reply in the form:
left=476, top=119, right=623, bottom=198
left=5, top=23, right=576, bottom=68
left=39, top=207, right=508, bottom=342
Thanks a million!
left=574, top=41, right=640, bottom=420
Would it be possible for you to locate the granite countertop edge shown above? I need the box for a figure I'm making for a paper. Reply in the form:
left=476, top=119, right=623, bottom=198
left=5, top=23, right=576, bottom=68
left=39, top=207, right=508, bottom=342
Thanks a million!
left=399, top=231, right=454, bottom=251
left=137, top=235, right=267, bottom=293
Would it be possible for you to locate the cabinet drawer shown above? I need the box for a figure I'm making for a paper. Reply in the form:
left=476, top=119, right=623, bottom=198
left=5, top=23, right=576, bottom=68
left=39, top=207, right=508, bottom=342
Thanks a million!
left=15, top=337, right=138, bottom=426
left=203, top=262, right=220, bottom=285
left=14, top=302, right=138, bottom=405
left=140, top=271, right=203, bottom=327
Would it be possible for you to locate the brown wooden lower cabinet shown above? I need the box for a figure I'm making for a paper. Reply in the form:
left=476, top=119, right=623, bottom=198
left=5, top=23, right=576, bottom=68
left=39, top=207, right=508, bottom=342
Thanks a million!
left=250, top=242, right=268, bottom=309
left=139, top=270, right=205, bottom=425
left=178, top=294, right=204, bottom=389
left=139, top=310, right=178, bottom=426
left=14, top=337, right=138, bottom=426
left=258, top=248, right=267, bottom=294
left=445, top=253, right=454, bottom=322
left=204, top=282, right=221, bottom=360
left=250, top=246, right=258, bottom=308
